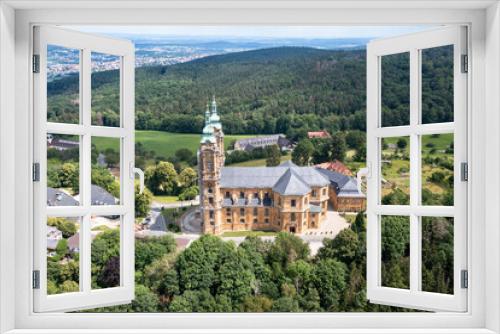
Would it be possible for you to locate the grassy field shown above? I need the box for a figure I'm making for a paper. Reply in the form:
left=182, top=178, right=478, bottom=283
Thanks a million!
left=221, top=230, right=278, bottom=237
left=380, top=133, right=453, bottom=196
left=92, top=130, right=254, bottom=159
left=152, top=195, right=181, bottom=204
left=228, top=152, right=292, bottom=167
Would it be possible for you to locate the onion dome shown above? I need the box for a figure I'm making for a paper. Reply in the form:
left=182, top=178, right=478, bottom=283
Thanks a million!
left=200, top=124, right=216, bottom=144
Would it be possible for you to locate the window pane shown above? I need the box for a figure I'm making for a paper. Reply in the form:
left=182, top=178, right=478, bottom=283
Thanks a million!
left=381, top=52, right=410, bottom=127
left=91, top=215, right=121, bottom=289
left=381, top=137, right=410, bottom=205
left=47, top=134, right=80, bottom=206
left=91, top=52, right=121, bottom=127
left=91, top=137, right=120, bottom=205
left=47, top=216, right=80, bottom=295
left=421, top=134, right=454, bottom=206
left=47, top=45, right=80, bottom=124
left=421, top=45, right=454, bottom=124
left=381, top=215, right=410, bottom=289
left=421, top=217, right=454, bottom=294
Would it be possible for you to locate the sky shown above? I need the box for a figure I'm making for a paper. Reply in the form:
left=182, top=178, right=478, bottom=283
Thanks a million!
left=70, top=25, right=434, bottom=40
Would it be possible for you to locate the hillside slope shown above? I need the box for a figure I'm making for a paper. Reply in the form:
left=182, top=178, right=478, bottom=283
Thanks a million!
left=48, top=45, right=452, bottom=136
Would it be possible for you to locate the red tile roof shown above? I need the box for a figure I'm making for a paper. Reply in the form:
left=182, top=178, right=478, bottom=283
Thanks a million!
left=315, top=160, right=353, bottom=176
left=307, top=130, right=331, bottom=139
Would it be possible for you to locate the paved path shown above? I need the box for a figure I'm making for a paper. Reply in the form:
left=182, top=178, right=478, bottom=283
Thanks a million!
left=171, top=204, right=351, bottom=256
left=180, top=207, right=202, bottom=234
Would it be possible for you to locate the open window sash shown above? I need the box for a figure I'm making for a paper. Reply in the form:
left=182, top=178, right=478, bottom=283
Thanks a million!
left=33, top=26, right=135, bottom=312
left=366, top=26, right=468, bottom=312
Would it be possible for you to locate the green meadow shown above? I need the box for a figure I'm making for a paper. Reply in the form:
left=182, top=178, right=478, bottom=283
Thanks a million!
left=92, top=130, right=254, bottom=159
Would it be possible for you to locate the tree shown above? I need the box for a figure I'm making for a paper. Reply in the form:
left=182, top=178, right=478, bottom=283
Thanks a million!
left=103, top=148, right=120, bottom=167
left=169, top=290, right=217, bottom=312
left=268, top=232, right=310, bottom=269
left=59, top=162, right=79, bottom=191
left=287, top=260, right=313, bottom=295
left=143, top=253, right=177, bottom=292
left=175, top=148, right=194, bottom=162
left=330, top=132, right=347, bottom=161
left=317, top=228, right=359, bottom=264
left=47, top=217, right=77, bottom=238
left=240, top=295, right=273, bottom=312
left=352, top=212, right=366, bottom=235
left=135, top=184, right=153, bottom=218
left=345, top=130, right=366, bottom=150
left=382, top=188, right=409, bottom=205
left=145, top=161, right=178, bottom=195
left=265, top=145, right=281, bottom=167
left=177, top=167, right=197, bottom=189
left=135, top=235, right=177, bottom=271
left=397, top=138, right=408, bottom=149
left=216, top=248, right=255, bottom=305
left=91, top=166, right=119, bottom=198
left=97, top=255, right=120, bottom=288
left=91, top=229, right=120, bottom=269
left=381, top=216, right=410, bottom=261
left=311, top=259, right=347, bottom=311
left=271, top=297, right=300, bottom=312
left=299, top=287, right=322, bottom=312
left=129, top=284, right=160, bottom=312
left=311, top=139, right=331, bottom=164
left=353, top=142, right=366, bottom=162
left=60, top=280, right=79, bottom=293
left=292, top=139, right=314, bottom=166
left=178, top=186, right=198, bottom=201
left=55, top=239, right=68, bottom=257
left=176, top=234, right=226, bottom=291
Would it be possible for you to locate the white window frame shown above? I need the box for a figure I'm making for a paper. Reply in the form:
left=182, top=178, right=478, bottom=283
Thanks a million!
left=0, top=1, right=498, bottom=333
left=366, top=26, right=468, bottom=312
left=32, top=26, right=136, bottom=312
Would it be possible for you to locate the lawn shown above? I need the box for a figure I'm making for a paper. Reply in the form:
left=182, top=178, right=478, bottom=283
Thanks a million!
left=221, top=230, right=278, bottom=237
left=153, top=195, right=180, bottom=204
left=228, top=152, right=292, bottom=167
left=92, top=130, right=254, bottom=159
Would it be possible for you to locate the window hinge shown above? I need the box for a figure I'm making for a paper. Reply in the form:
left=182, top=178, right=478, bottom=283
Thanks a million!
left=32, top=162, right=40, bottom=182
left=461, top=54, right=468, bottom=73
left=461, top=162, right=468, bottom=182
left=32, top=54, right=40, bottom=73
left=32, top=270, right=40, bottom=289
left=461, top=269, right=468, bottom=289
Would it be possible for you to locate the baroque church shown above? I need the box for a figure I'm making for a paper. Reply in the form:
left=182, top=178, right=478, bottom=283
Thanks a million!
left=198, top=98, right=366, bottom=235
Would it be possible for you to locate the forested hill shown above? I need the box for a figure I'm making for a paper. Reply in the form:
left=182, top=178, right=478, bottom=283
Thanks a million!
left=48, top=45, right=452, bottom=137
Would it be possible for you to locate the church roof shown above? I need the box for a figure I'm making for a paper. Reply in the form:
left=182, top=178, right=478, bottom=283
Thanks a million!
left=220, top=161, right=330, bottom=193
left=315, top=167, right=365, bottom=198
left=273, top=168, right=311, bottom=196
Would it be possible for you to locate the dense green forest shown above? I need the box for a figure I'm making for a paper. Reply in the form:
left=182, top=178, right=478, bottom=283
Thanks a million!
left=43, top=211, right=452, bottom=312
left=48, top=45, right=453, bottom=137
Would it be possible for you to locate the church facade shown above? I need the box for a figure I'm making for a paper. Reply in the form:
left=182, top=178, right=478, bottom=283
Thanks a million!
left=198, top=98, right=366, bottom=235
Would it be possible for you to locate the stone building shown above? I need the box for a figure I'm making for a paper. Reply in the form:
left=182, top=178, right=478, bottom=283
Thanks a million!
left=233, top=134, right=292, bottom=152
left=198, top=98, right=366, bottom=235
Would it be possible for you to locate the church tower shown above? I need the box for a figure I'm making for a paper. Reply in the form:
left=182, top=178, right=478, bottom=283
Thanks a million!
left=198, top=97, right=224, bottom=234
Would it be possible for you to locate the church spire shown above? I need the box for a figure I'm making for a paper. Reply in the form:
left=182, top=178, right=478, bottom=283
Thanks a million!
left=211, top=95, right=217, bottom=116
left=205, top=102, right=210, bottom=125
left=208, top=96, right=222, bottom=131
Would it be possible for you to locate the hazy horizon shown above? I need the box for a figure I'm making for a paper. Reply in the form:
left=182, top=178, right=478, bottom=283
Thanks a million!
left=67, top=25, right=435, bottom=42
